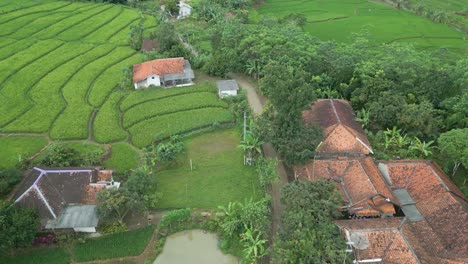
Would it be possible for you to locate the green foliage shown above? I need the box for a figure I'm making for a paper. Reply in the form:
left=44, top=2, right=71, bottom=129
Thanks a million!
left=94, top=92, right=128, bottom=143
left=73, top=226, right=154, bottom=262
left=0, top=168, right=21, bottom=196
left=255, top=157, right=278, bottom=189
left=159, top=209, right=191, bottom=229
left=38, top=143, right=103, bottom=167
left=126, top=168, right=162, bottom=209
left=0, top=248, right=70, bottom=264
left=239, top=131, right=263, bottom=159
left=100, top=222, right=128, bottom=234
left=0, top=201, right=39, bottom=252
left=104, top=143, right=141, bottom=174
left=0, top=137, right=48, bottom=170
left=154, top=136, right=185, bottom=163
left=273, top=180, right=345, bottom=263
left=96, top=188, right=144, bottom=223
left=438, top=128, right=468, bottom=176
left=128, top=15, right=145, bottom=50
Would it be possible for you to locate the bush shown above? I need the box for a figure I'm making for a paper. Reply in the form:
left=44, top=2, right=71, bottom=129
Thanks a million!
left=159, top=209, right=191, bottom=230
left=0, top=168, right=21, bottom=195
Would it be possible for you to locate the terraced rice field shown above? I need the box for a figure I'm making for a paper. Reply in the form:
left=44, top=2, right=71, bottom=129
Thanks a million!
left=251, top=0, right=467, bottom=54
left=0, top=0, right=233, bottom=170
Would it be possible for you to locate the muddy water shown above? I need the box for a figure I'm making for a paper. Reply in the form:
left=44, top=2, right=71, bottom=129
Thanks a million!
left=154, top=229, right=238, bottom=264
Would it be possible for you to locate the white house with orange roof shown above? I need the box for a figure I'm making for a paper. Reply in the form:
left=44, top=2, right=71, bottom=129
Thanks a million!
left=132, top=57, right=194, bottom=89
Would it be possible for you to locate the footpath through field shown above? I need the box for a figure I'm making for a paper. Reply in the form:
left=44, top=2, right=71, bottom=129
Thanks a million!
left=229, top=73, right=289, bottom=239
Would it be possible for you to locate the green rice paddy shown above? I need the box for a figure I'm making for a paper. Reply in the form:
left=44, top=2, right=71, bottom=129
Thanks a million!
left=0, top=0, right=232, bottom=172
left=251, top=0, right=467, bottom=54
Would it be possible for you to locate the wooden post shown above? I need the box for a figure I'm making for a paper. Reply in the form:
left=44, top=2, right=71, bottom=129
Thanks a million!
left=190, top=159, right=193, bottom=171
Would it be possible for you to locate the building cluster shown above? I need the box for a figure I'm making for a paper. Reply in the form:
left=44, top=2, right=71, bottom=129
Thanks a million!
left=294, top=99, right=468, bottom=263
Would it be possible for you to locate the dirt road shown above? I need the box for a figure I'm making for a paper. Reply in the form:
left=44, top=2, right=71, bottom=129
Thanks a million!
left=229, top=73, right=289, bottom=237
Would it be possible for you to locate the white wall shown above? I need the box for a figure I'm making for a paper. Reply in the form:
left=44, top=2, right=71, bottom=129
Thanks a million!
left=219, top=90, right=238, bottom=98
left=134, top=74, right=161, bottom=89
left=74, top=227, right=96, bottom=233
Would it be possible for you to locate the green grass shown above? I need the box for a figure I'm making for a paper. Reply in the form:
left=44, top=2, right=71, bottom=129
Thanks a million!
left=129, top=107, right=234, bottom=148
left=74, top=226, right=154, bottom=262
left=32, top=141, right=105, bottom=163
left=156, top=128, right=262, bottom=209
left=103, top=142, right=141, bottom=174
left=0, top=248, right=69, bottom=264
left=0, top=136, right=48, bottom=169
left=252, top=0, right=467, bottom=54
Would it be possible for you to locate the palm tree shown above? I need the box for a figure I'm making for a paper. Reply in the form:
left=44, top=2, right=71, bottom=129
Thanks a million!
left=240, top=225, right=267, bottom=264
left=409, top=137, right=435, bottom=158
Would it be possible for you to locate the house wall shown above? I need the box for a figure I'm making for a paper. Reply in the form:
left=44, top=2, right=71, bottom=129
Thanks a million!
left=134, top=74, right=161, bottom=89
left=219, top=90, right=238, bottom=98
left=179, top=5, right=191, bottom=16
left=73, top=227, right=96, bottom=233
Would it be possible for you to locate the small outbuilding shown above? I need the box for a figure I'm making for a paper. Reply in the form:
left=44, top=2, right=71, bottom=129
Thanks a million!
left=177, top=2, right=192, bottom=19
left=217, top=80, right=239, bottom=98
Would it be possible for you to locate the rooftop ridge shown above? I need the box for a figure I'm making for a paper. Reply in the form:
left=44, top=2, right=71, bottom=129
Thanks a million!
left=329, top=99, right=341, bottom=124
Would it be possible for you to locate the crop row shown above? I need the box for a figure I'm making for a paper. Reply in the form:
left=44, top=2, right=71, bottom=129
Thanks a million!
left=93, top=92, right=128, bottom=143
left=120, top=84, right=217, bottom=111
left=107, top=14, right=157, bottom=44
left=0, top=0, right=56, bottom=15
left=123, top=92, right=227, bottom=128
left=0, top=41, right=87, bottom=127
left=0, top=39, right=62, bottom=85
left=50, top=46, right=136, bottom=140
left=0, top=38, right=37, bottom=61
left=33, top=4, right=110, bottom=40
left=9, top=10, right=74, bottom=40
left=83, top=8, right=140, bottom=44
left=57, top=5, right=121, bottom=42
left=3, top=43, right=97, bottom=133
left=0, top=2, right=80, bottom=37
left=129, top=107, right=234, bottom=148
left=0, top=1, right=69, bottom=24
left=88, top=53, right=141, bottom=108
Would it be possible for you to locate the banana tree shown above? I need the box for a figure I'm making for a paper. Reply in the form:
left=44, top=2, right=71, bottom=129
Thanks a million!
left=240, top=224, right=267, bottom=264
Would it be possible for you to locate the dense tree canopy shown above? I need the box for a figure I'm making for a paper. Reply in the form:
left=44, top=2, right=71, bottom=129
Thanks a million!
left=0, top=201, right=39, bottom=252
left=274, top=180, right=346, bottom=263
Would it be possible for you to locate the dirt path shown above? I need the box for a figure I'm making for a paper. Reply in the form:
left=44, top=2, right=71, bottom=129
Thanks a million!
left=229, top=73, right=288, bottom=238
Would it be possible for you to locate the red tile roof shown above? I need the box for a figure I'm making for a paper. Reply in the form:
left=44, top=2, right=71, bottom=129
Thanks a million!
left=335, top=218, right=419, bottom=264
left=302, top=99, right=372, bottom=155
left=294, top=157, right=396, bottom=216
left=383, top=160, right=468, bottom=258
left=81, top=185, right=106, bottom=204
left=133, top=57, right=185, bottom=83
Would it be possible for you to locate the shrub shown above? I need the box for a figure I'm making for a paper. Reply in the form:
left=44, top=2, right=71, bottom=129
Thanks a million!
left=159, top=209, right=191, bottom=230
left=0, top=168, right=21, bottom=196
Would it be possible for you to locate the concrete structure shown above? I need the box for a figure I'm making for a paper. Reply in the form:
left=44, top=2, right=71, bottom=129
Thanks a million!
left=133, top=57, right=194, bottom=89
left=177, top=2, right=192, bottom=19
left=217, top=80, right=239, bottom=98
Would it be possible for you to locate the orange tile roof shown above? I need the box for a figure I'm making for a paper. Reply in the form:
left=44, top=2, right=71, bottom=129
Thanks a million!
left=335, top=218, right=419, bottom=264
left=302, top=99, right=372, bottom=155
left=133, top=57, right=185, bottom=83
left=383, top=160, right=468, bottom=258
left=96, top=170, right=113, bottom=182
left=294, top=156, right=396, bottom=216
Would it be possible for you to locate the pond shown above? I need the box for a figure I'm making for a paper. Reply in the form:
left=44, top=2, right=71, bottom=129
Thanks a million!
left=154, top=229, right=238, bottom=264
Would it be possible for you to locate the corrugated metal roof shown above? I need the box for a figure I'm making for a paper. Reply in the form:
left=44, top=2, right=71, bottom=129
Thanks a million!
left=46, top=205, right=98, bottom=229
left=217, top=80, right=239, bottom=91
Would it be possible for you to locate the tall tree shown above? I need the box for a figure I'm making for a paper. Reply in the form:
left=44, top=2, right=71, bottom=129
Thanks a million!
left=273, top=180, right=345, bottom=263
left=438, top=128, right=468, bottom=177
left=0, top=201, right=39, bottom=252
